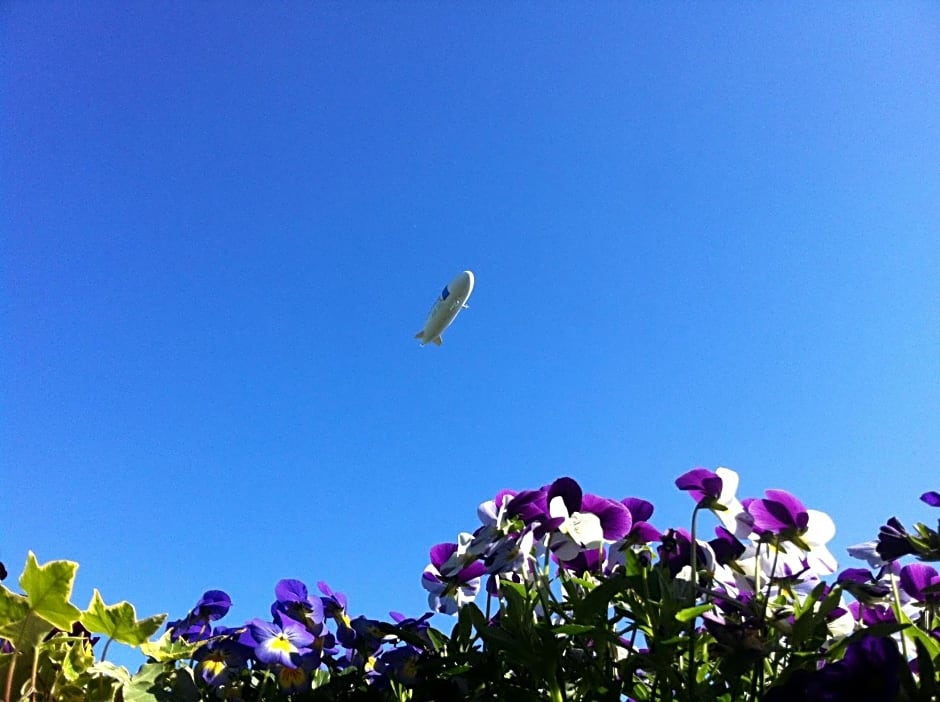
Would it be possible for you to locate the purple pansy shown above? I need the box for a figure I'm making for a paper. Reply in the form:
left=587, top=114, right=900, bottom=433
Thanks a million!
left=247, top=617, right=315, bottom=669
left=421, top=543, right=488, bottom=614
left=836, top=568, right=891, bottom=601
left=271, top=579, right=325, bottom=635
left=746, top=489, right=810, bottom=535
left=813, top=634, right=901, bottom=701
left=921, top=491, right=940, bottom=508
left=194, top=634, right=249, bottom=686
left=166, top=590, right=233, bottom=642
left=675, top=468, right=724, bottom=507
left=506, top=488, right=550, bottom=524
left=709, top=526, right=745, bottom=566
left=763, top=634, right=901, bottom=702
left=875, top=517, right=916, bottom=562
left=899, top=563, right=940, bottom=604
left=318, top=581, right=356, bottom=647
left=657, top=528, right=708, bottom=578
left=620, top=497, right=661, bottom=544
left=545, top=477, right=632, bottom=562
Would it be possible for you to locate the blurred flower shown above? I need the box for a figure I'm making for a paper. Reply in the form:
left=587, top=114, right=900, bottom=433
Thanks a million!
left=194, top=635, right=249, bottom=686
left=847, top=541, right=886, bottom=569
left=277, top=665, right=310, bottom=693
left=377, top=645, right=423, bottom=686
left=836, top=568, right=891, bottom=602
left=812, top=634, right=901, bottom=702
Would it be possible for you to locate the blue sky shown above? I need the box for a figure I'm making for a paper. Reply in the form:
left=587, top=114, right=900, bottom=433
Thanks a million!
left=3, top=3, right=939, bottom=666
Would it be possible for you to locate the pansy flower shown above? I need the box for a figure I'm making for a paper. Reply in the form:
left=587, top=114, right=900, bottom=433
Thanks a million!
left=675, top=468, right=724, bottom=508
left=876, top=517, right=917, bottom=562
left=545, top=477, right=632, bottom=562
left=194, top=634, right=248, bottom=687
left=421, top=543, right=488, bottom=614
left=921, top=491, right=940, bottom=507
left=745, top=488, right=837, bottom=574
left=247, top=616, right=315, bottom=669
left=271, top=579, right=325, bottom=636
left=318, top=581, right=356, bottom=647
left=166, top=590, right=233, bottom=643
left=619, top=497, right=661, bottom=544
left=899, top=563, right=940, bottom=605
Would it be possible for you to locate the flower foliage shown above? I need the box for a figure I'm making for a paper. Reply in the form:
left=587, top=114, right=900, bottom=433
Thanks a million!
left=1, top=471, right=939, bottom=701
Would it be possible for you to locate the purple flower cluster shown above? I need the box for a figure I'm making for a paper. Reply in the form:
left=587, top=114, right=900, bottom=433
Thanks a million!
left=165, top=580, right=426, bottom=694
left=421, top=476, right=659, bottom=611
left=419, top=468, right=940, bottom=695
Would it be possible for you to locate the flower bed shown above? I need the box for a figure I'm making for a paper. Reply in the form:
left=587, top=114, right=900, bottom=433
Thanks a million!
left=2, top=468, right=938, bottom=701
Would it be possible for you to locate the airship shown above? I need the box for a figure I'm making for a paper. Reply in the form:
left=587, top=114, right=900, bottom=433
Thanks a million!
left=414, top=270, right=475, bottom=346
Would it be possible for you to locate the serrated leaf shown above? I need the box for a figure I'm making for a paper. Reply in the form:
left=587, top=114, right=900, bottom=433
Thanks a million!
left=139, top=630, right=202, bottom=663
left=20, top=552, right=81, bottom=631
left=81, top=589, right=166, bottom=647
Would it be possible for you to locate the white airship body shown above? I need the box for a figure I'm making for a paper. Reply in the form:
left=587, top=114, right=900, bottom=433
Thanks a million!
left=414, top=270, right=475, bottom=346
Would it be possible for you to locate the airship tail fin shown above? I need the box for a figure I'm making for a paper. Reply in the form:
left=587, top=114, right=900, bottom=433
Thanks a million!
left=432, top=336, right=443, bottom=346
left=414, top=331, right=424, bottom=340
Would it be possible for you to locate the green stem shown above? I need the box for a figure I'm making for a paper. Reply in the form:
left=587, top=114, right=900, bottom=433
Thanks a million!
left=101, top=636, right=113, bottom=663
left=687, top=507, right=700, bottom=699
left=5, top=650, right=16, bottom=702
left=888, top=568, right=909, bottom=660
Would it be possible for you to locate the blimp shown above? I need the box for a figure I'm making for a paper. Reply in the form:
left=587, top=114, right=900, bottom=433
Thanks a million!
left=414, top=270, right=475, bottom=346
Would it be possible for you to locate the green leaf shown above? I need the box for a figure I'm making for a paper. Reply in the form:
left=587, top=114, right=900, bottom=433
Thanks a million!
left=139, top=630, right=203, bottom=663
left=0, top=585, right=29, bottom=627
left=123, top=663, right=166, bottom=702
left=553, top=623, right=596, bottom=636
left=19, top=552, right=81, bottom=631
left=576, top=576, right=625, bottom=620
left=675, top=604, right=712, bottom=623
left=0, top=585, right=55, bottom=650
left=81, top=589, right=166, bottom=647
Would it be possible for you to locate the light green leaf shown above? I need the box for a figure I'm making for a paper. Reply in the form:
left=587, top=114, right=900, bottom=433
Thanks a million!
left=139, top=630, right=202, bottom=663
left=675, top=603, right=713, bottom=623
left=81, top=590, right=166, bottom=647
left=0, top=585, right=29, bottom=629
left=88, top=660, right=132, bottom=684
left=20, top=552, right=81, bottom=631
left=123, top=663, right=166, bottom=702
left=0, top=583, right=54, bottom=650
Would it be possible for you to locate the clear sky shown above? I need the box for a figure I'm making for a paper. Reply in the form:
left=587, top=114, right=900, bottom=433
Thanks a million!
left=3, top=2, right=939, bottom=667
